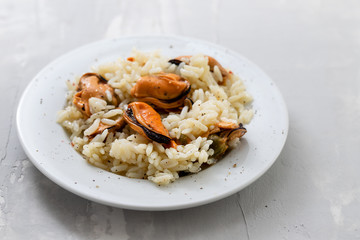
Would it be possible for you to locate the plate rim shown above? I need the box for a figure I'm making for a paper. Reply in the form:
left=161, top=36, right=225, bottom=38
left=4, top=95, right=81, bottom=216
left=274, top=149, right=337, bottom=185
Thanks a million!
left=16, top=35, right=289, bottom=210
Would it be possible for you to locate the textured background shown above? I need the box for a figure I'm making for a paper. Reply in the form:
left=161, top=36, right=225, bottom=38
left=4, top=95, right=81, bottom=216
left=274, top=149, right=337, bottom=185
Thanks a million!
left=1, top=0, right=360, bottom=239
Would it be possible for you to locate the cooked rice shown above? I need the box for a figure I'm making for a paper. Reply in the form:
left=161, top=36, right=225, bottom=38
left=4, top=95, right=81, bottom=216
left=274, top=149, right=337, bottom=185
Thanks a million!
left=57, top=49, right=253, bottom=185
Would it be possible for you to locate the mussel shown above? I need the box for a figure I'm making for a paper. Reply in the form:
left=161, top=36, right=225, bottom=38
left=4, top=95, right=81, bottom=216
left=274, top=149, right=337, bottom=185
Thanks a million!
left=207, top=122, right=247, bottom=158
left=169, top=55, right=229, bottom=82
left=87, top=117, right=126, bottom=140
left=217, top=123, right=247, bottom=141
left=73, top=73, right=118, bottom=117
left=130, top=73, right=191, bottom=110
left=124, top=102, right=176, bottom=148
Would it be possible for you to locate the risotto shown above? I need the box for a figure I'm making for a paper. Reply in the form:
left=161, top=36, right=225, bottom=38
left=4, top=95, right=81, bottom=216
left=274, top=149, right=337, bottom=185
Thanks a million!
left=57, top=49, right=253, bottom=185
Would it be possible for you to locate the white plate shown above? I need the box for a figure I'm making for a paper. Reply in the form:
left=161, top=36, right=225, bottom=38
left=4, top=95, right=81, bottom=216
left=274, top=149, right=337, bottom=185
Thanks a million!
left=16, top=36, right=288, bottom=210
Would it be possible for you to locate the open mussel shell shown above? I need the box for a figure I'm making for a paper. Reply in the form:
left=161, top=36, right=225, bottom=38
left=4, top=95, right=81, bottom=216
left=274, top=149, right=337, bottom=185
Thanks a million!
left=219, top=123, right=247, bottom=141
left=209, top=123, right=247, bottom=159
left=124, top=102, right=172, bottom=144
left=227, top=125, right=247, bottom=141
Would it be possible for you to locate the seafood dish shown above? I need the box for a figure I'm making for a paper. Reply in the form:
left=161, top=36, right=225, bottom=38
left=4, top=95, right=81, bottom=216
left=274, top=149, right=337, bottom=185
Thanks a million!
left=57, top=50, right=253, bottom=185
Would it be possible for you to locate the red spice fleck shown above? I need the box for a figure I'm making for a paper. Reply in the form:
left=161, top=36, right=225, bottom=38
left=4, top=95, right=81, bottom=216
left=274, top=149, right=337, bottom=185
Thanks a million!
left=229, top=70, right=233, bottom=74
left=71, top=142, right=74, bottom=147
left=127, top=57, right=135, bottom=62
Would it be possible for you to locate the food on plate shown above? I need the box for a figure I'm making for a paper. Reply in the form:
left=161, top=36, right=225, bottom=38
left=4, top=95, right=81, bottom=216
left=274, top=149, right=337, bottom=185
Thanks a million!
left=57, top=50, right=253, bottom=185
left=73, top=73, right=118, bottom=117
left=130, top=73, right=191, bottom=110
left=123, top=102, right=177, bottom=148
left=170, top=55, right=229, bottom=82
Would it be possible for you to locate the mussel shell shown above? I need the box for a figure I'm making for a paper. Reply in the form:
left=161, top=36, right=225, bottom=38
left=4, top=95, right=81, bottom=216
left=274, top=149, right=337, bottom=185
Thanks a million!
left=184, top=97, right=193, bottom=110
left=226, top=123, right=247, bottom=140
left=168, top=59, right=183, bottom=66
left=208, top=123, right=247, bottom=159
